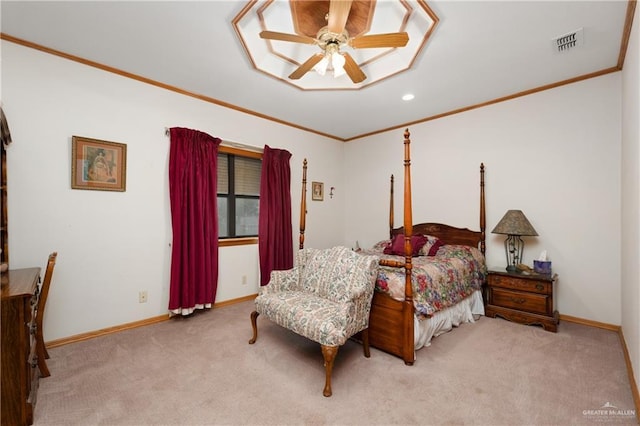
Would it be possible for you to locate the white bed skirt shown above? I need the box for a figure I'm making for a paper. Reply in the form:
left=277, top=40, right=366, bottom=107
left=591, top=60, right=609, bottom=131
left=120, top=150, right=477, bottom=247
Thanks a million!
left=414, top=289, right=485, bottom=351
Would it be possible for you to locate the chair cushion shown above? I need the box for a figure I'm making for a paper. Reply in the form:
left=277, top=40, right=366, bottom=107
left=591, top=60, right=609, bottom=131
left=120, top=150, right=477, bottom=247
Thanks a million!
left=256, top=291, right=351, bottom=346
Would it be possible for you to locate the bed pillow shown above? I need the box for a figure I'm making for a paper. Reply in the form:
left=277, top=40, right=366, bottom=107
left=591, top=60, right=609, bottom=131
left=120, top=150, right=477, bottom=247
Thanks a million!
left=383, top=234, right=428, bottom=257
left=371, top=239, right=391, bottom=253
left=419, top=235, right=445, bottom=256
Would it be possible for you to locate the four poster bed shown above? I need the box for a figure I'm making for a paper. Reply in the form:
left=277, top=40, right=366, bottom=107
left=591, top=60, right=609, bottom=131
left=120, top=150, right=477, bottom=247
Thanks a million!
left=298, top=129, right=487, bottom=365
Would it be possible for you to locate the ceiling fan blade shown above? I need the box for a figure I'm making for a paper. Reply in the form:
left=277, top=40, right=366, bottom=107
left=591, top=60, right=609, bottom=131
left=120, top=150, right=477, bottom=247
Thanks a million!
left=328, top=0, right=353, bottom=34
left=349, top=32, right=410, bottom=49
left=289, top=53, right=325, bottom=80
left=260, top=31, right=316, bottom=45
left=342, top=52, right=366, bottom=84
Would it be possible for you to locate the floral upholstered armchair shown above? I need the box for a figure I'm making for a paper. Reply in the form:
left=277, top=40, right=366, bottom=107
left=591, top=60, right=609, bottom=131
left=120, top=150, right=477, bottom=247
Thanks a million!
left=249, top=246, right=379, bottom=397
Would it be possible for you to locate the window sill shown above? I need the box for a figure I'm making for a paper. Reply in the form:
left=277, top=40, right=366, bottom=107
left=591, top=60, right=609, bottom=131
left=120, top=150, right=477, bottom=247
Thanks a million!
left=219, top=237, right=258, bottom=247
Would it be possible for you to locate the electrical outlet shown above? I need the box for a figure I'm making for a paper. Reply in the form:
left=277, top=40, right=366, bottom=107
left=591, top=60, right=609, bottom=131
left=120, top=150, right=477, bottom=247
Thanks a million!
left=139, top=291, right=148, bottom=303
left=242, top=275, right=247, bottom=285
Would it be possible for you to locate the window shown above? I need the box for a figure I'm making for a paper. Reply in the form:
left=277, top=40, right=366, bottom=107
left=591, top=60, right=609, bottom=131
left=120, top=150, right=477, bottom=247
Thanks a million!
left=217, top=147, right=262, bottom=239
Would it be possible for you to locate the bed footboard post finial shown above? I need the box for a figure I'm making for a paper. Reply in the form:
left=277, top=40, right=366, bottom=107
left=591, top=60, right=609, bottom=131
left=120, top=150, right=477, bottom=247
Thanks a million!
left=480, top=163, right=486, bottom=255
left=300, top=158, right=307, bottom=250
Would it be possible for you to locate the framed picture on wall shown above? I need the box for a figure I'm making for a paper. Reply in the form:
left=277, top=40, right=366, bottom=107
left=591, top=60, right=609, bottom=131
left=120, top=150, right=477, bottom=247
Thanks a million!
left=312, top=181, right=324, bottom=201
left=71, top=136, right=127, bottom=191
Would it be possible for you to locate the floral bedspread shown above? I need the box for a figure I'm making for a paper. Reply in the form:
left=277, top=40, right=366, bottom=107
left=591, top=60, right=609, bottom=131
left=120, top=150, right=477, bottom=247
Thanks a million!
left=360, top=245, right=487, bottom=317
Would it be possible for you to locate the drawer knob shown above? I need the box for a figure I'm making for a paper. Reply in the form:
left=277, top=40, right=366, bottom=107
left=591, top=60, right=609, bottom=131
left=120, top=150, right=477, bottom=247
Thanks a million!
left=536, top=284, right=544, bottom=291
left=510, top=297, right=526, bottom=304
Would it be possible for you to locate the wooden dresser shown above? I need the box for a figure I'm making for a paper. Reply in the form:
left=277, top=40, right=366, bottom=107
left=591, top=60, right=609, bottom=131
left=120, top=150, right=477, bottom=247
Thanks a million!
left=1, top=267, right=41, bottom=426
left=485, top=270, right=559, bottom=332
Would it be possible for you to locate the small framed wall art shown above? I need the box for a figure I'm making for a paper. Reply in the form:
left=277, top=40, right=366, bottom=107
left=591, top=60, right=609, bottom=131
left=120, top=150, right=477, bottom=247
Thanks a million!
left=312, top=181, right=324, bottom=201
left=71, top=136, right=127, bottom=191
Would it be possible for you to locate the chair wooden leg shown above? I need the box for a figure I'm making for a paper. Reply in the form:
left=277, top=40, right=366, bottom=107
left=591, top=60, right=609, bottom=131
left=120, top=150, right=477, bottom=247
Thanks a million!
left=248, top=311, right=259, bottom=344
left=321, top=345, right=338, bottom=397
left=36, top=332, right=50, bottom=378
left=361, top=327, right=371, bottom=358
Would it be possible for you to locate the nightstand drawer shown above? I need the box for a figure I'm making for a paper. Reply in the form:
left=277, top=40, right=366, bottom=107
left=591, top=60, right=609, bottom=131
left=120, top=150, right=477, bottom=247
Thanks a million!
left=491, top=288, right=549, bottom=315
left=488, top=274, right=551, bottom=295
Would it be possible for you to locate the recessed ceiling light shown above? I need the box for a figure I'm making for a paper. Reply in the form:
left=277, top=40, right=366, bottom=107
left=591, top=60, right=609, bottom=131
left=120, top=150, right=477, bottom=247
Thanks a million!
left=402, top=94, right=415, bottom=101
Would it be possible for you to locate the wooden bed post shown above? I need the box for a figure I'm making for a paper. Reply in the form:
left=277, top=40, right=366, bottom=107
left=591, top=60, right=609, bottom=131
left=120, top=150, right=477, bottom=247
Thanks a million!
left=402, top=129, right=413, bottom=298
left=377, top=129, right=416, bottom=365
left=299, top=159, right=307, bottom=250
left=389, top=174, right=394, bottom=240
left=401, top=129, right=414, bottom=365
left=479, top=163, right=486, bottom=255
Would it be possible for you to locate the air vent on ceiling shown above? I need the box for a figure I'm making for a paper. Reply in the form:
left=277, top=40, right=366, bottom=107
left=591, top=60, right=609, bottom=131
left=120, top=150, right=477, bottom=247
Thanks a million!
left=552, top=28, right=584, bottom=53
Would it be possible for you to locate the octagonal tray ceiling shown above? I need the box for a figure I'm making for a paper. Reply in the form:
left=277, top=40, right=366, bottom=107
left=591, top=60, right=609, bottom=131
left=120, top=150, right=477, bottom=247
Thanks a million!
left=233, top=0, right=438, bottom=90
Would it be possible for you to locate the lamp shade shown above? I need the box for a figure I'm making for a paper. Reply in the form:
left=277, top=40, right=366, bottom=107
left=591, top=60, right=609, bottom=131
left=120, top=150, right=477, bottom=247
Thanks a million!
left=492, top=210, right=538, bottom=236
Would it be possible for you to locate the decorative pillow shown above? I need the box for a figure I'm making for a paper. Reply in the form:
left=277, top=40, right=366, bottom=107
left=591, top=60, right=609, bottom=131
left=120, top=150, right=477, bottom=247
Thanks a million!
left=371, top=239, right=391, bottom=253
left=383, top=234, right=428, bottom=257
left=419, top=235, right=445, bottom=256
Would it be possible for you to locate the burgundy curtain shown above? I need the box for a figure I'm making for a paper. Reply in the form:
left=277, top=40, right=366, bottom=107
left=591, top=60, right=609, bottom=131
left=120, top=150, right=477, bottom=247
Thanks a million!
left=258, top=145, right=293, bottom=285
left=168, top=127, right=221, bottom=315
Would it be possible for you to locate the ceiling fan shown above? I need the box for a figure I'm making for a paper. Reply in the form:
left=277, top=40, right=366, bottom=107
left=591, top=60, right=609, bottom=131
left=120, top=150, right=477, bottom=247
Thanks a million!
left=259, top=0, right=409, bottom=84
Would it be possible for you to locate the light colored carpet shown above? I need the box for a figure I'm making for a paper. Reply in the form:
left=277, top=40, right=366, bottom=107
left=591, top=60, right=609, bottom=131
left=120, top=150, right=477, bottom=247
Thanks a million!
left=34, top=300, right=637, bottom=425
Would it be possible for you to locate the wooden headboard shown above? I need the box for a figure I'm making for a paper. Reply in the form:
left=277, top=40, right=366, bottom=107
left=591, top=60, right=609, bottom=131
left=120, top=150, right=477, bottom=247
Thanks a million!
left=389, top=163, right=486, bottom=255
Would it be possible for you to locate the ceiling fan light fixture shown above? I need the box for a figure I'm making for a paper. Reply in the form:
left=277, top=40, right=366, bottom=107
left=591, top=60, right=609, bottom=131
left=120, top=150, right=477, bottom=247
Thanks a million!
left=314, top=56, right=330, bottom=76
left=332, top=52, right=346, bottom=78
left=313, top=42, right=346, bottom=78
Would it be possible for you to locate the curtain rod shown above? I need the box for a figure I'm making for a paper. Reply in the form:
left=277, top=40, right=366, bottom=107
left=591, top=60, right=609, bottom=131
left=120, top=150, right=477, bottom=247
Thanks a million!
left=164, top=127, right=263, bottom=153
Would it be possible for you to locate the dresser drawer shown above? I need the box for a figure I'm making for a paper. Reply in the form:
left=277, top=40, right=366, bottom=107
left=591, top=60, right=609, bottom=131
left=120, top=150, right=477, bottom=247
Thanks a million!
left=488, top=274, right=551, bottom=295
left=491, top=288, right=549, bottom=315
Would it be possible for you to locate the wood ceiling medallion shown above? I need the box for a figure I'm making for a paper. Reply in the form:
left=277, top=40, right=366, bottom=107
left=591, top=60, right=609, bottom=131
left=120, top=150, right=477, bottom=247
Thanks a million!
left=290, top=0, right=376, bottom=38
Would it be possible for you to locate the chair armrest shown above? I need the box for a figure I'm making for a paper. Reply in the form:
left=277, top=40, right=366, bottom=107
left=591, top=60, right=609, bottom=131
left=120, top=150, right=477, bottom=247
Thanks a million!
left=261, top=268, right=302, bottom=294
left=344, top=266, right=378, bottom=300
left=343, top=255, right=379, bottom=300
left=347, top=285, right=368, bottom=300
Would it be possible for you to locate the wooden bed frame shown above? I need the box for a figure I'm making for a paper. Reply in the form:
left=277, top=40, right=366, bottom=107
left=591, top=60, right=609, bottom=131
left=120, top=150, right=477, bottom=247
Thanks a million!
left=298, top=129, right=486, bottom=365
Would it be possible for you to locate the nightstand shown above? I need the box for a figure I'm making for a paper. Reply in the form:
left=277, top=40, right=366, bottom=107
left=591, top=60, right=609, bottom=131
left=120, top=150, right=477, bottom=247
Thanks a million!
left=485, top=270, right=559, bottom=332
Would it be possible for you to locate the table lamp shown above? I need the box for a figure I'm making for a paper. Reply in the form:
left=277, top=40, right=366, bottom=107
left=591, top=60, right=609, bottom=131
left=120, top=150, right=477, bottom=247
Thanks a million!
left=492, top=210, right=538, bottom=272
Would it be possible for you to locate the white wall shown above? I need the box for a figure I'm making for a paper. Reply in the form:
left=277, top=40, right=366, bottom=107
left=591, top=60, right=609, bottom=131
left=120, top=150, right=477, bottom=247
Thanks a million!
left=621, top=1, right=640, bottom=399
left=1, top=41, right=345, bottom=341
left=1, top=35, right=631, bottom=342
left=345, top=74, right=622, bottom=325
